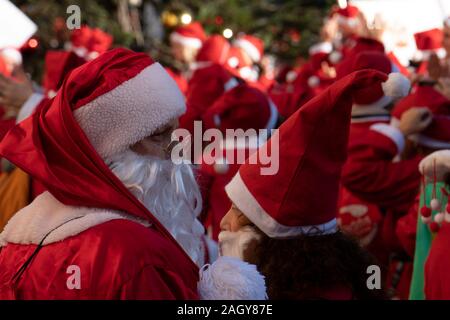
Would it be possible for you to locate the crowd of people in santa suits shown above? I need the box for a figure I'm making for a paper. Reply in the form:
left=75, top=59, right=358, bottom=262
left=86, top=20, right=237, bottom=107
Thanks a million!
left=0, top=1, right=450, bottom=300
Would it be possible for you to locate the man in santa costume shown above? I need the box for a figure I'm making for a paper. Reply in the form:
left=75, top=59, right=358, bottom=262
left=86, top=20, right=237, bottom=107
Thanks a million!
left=217, top=69, right=391, bottom=299
left=0, top=48, right=208, bottom=299
left=229, top=34, right=274, bottom=91
left=393, top=85, right=450, bottom=289
left=166, top=21, right=207, bottom=94
left=179, top=35, right=239, bottom=135
left=340, top=52, right=433, bottom=299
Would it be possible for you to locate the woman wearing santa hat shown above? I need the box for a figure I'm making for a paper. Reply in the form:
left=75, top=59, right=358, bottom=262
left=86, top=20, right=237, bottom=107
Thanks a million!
left=209, top=69, right=393, bottom=299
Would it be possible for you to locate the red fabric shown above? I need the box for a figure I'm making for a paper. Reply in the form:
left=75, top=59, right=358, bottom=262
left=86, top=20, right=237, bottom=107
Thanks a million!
left=414, top=28, right=443, bottom=51
left=196, top=35, right=230, bottom=65
left=396, top=195, right=420, bottom=257
left=425, top=223, right=450, bottom=299
left=88, top=28, right=113, bottom=55
left=237, top=70, right=389, bottom=228
left=42, top=50, right=86, bottom=95
left=235, top=34, right=264, bottom=60
left=336, top=37, right=385, bottom=79
left=180, top=64, right=234, bottom=134
left=0, top=220, right=199, bottom=299
left=0, top=48, right=198, bottom=272
left=392, top=85, right=450, bottom=143
left=70, top=26, right=92, bottom=48
left=334, top=4, right=360, bottom=18
left=202, top=84, right=271, bottom=132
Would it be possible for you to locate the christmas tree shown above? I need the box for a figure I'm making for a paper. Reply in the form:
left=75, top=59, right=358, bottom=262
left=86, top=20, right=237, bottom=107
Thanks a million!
left=11, top=0, right=334, bottom=80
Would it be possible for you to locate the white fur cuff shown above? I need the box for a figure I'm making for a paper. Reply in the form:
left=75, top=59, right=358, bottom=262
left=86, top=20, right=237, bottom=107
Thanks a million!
left=370, top=123, right=405, bottom=154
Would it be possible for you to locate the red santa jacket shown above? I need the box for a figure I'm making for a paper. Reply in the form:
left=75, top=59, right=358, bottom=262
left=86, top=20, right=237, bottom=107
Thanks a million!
left=0, top=192, right=199, bottom=299
left=342, top=120, right=421, bottom=214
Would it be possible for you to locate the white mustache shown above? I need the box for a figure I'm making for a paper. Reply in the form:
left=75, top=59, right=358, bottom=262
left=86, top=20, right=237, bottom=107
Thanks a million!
left=218, top=226, right=262, bottom=260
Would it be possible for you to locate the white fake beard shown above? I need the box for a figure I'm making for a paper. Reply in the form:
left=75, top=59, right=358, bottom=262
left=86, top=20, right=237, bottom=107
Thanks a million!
left=218, top=226, right=262, bottom=261
left=106, top=149, right=206, bottom=267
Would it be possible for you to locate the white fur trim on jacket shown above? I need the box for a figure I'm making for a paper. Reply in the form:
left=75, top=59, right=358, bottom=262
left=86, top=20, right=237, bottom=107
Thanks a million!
left=234, top=39, right=261, bottom=62
left=74, top=63, right=186, bottom=159
left=16, top=93, right=44, bottom=123
left=198, top=256, right=267, bottom=300
left=169, top=32, right=203, bottom=49
left=370, top=123, right=405, bottom=153
left=225, top=172, right=338, bottom=239
left=0, top=191, right=150, bottom=247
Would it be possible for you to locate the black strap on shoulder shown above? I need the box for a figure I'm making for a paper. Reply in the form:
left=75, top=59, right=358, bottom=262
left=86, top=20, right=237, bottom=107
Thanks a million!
left=11, top=215, right=85, bottom=287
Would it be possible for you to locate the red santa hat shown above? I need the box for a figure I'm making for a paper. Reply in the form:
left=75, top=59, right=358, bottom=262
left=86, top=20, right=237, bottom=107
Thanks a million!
left=195, top=35, right=230, bottom=65
left=351, top=51, right=410, bottom=109
left=170, top=22, right=207, bottom=49
left=414, top=28, right=443, bottom=51
left=225, top=69, right=390, bottom=238
left=233, top=34, right=264, bottom=63
left=392, top=86, right=450, bottom=149
left=333, top=4, right=360, bottom=27
left=414, top=28, right=445, bottom=60
left=203, top=84, right=278, bottom=132
left=69, top=25, right=113, bottom=60
left=226, top=46, right=258, bottom=81
left=42, top=50, right=87, bottom=98
left=0, top=48, right=195, bottom=267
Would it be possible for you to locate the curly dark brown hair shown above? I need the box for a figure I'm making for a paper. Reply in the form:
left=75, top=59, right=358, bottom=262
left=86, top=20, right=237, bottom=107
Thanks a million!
left=249, top=231, right=386, bottom=300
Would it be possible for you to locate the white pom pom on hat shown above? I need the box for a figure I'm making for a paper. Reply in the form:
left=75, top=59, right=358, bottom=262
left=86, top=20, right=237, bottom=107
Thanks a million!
left=381, top=73, right=411, bottom=98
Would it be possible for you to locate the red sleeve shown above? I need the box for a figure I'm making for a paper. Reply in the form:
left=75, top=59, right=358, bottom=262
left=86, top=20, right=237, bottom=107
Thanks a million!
left=395, top=196, right=420, bottom=257
left=119, top=264, right=198, bottom=300
left=342, top=128, right=422, bottom=211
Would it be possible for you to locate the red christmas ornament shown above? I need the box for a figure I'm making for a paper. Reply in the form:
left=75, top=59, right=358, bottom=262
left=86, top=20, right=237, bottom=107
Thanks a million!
left=429, top=221, right=440, bottom=233
left=420, top=206, right=432, bottom=218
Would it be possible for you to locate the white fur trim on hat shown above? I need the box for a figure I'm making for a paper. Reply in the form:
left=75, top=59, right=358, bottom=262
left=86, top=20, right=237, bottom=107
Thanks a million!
left=198, top=256, right=267, bottom=300
left=225, top=172, right=338, bottom=239
left=234, top=39, right=261, bottom=62
left=170, top=32, right=203, bottom=49
left=74, top=62, right=186, bottom=159
left=309, top=42, right=332, bottom=55
left=381, top=73, right=411, bottom=99
left=370, top=123, right=405, bottom=153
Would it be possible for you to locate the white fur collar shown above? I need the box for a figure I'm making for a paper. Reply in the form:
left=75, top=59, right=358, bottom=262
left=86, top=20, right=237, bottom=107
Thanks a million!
left=0, top=191, right=150, bottom=247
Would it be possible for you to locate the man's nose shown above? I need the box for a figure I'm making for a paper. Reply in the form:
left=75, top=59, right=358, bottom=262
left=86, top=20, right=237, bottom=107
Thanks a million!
left=220, top=209, right=232, bottom=232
